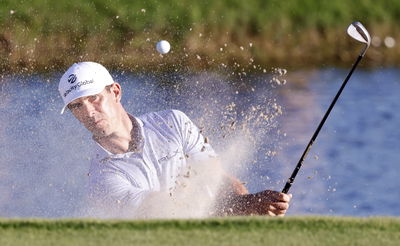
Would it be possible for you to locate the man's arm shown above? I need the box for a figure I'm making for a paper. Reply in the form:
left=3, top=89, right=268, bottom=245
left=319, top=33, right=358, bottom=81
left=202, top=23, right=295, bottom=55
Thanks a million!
left=88, top=169, right=149, bottom=218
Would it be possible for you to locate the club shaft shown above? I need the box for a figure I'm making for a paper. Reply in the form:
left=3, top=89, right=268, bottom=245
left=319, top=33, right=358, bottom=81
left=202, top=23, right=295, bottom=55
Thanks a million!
left=282, top=54, right=364, bottom=194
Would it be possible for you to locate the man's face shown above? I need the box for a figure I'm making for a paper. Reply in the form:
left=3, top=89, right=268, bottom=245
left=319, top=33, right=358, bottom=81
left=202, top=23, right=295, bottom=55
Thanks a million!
left=68, top=84, right=120, bottom=138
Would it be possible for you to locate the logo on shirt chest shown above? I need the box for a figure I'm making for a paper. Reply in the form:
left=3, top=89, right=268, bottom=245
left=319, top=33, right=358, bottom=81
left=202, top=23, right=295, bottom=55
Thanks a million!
left=158, top=149, right=183, bottom=163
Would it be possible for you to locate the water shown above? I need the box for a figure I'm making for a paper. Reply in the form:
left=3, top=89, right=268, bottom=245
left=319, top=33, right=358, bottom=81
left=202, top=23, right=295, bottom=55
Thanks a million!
left=271, top=69, right=400, bottom=216
left=0, top=68, right=399, bottom=218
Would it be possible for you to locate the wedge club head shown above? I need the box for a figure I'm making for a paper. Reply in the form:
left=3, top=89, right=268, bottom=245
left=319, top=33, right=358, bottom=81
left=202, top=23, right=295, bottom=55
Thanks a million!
left=347, top=21, right=371, bottom=56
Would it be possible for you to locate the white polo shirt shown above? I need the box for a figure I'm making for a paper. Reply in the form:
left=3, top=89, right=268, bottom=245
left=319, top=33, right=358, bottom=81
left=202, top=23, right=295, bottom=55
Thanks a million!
left=87, top=109, right=216, bottom=218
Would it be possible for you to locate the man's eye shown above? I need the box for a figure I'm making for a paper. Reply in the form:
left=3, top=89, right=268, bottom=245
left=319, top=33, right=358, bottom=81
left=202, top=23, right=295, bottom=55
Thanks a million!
left=68, top=103, right=82, bottom=110
left=90, top=95, right=98, bottom=100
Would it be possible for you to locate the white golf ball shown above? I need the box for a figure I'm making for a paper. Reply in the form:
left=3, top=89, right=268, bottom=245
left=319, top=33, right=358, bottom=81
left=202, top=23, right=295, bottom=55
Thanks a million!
left=156, top=40, right=171, bottom=54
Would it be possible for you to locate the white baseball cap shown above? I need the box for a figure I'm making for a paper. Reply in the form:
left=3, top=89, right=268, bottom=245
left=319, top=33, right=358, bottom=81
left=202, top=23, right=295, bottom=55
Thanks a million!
left=58, top=62, right=114, bottom=114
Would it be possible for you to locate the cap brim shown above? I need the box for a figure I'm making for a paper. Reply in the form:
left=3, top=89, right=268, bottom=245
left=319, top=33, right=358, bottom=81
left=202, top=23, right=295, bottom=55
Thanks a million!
left=60, top=105, right=68, bottom=114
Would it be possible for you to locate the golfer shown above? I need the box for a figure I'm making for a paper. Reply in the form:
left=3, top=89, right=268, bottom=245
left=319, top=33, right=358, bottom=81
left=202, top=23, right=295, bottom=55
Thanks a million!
left=58, top=61, right=291, bottom=218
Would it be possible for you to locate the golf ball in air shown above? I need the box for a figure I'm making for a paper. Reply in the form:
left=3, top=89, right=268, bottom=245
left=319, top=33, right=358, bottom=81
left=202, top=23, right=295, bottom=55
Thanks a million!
left=156, top=40, right=171, bottom=54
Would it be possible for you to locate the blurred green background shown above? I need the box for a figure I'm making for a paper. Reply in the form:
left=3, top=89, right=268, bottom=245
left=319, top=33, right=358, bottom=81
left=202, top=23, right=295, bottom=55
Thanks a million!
left=0, top=0, right=399, bottom=73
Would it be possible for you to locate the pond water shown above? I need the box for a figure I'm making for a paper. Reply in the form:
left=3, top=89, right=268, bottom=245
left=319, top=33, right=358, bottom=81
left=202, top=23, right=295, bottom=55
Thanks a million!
left=0, top=67, right=399, bottom=217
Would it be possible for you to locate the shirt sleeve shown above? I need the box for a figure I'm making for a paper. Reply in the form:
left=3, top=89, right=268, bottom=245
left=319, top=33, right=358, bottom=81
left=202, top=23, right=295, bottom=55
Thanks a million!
left=87, top=164, right=151, bottom=218
left=170, top=110, right=217, bottom=162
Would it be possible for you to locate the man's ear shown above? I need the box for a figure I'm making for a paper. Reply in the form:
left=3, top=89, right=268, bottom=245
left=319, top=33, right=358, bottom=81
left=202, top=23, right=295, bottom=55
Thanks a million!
left=110, top=83, right=122, bottom=102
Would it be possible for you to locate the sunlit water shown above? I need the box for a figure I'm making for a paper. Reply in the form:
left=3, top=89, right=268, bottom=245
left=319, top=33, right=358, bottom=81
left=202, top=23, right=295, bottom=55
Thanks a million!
left=0, top=68, right=399, bottom=217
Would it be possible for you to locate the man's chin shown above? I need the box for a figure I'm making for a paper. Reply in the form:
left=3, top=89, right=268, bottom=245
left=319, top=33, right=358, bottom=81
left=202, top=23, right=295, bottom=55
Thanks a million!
left=89, top=127, right=111, bottom=138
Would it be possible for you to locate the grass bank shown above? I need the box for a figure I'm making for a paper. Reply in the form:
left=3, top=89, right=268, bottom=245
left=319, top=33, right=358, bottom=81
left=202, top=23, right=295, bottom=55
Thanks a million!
left=1, top=0, right=400, bottom=73
left=1, top=217, right=399, bottom=246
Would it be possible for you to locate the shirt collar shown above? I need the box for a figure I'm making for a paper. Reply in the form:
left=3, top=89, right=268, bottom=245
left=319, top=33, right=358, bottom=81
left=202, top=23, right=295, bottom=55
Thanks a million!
left=92, top=114, right=144, bottom=160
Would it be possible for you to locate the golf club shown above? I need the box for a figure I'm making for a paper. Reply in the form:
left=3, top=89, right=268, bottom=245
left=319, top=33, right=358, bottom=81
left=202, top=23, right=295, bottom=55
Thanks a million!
left=282, top=21, right=371, bottom=194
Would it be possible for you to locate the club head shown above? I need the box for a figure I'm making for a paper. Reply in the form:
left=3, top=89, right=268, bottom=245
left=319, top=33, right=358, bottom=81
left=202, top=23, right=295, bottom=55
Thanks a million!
left=347, top=22, right=371, bottom=56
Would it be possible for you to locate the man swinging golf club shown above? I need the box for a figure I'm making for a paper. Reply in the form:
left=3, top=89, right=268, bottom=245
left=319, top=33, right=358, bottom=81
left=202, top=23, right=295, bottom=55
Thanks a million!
left=58, top=61, right=291, bottom=218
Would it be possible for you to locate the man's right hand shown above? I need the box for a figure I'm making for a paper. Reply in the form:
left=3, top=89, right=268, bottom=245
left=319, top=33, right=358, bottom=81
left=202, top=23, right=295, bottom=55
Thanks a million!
left=245, top=190, right=292, bottom=216
left=220, top=190, right=292, bottom=216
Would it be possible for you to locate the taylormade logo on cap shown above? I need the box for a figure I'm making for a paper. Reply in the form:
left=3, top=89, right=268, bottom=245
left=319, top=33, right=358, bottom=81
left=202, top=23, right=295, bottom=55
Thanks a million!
left=58, top=62, right=114, bottom=114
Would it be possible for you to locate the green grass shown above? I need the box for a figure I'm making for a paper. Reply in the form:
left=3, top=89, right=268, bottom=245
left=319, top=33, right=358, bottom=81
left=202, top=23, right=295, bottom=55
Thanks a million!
left=1, top=217, right=399, bottom=246
left=1, top=0, right=400, bottom=72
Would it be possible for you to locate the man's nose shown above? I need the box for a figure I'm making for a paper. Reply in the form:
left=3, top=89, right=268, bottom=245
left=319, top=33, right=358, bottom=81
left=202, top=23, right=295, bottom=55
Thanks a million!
left=80, top=102, right=96, bottom=117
